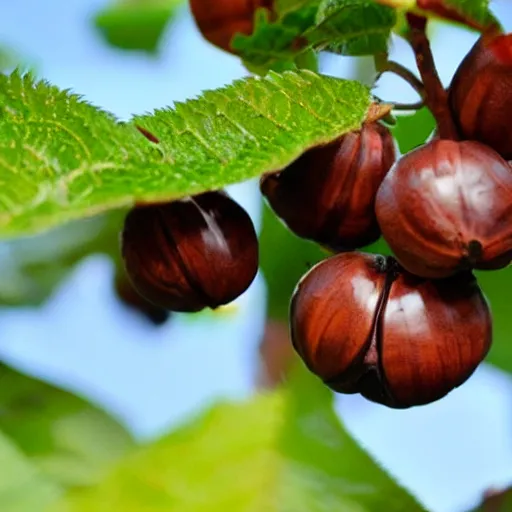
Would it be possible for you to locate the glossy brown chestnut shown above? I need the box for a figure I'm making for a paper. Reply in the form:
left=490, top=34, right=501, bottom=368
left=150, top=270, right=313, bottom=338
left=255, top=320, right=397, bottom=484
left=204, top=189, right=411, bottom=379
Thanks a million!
left=121, top=191, right=259, bottom=313
left=260, top=122, right=396, bottom=251
left=449, top=32, right=512, bottom=159
left=114, top=272, right=170, bottom=326
left=290, top=252, right=492, bottom=408
left=375, top=139, right=512, bottom=279
left=189, top=0, right=273, bottom=53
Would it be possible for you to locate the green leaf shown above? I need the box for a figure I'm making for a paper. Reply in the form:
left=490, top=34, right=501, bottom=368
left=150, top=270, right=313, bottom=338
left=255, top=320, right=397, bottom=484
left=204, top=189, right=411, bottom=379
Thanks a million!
left=0, top=70, right=372, bottom=240
left=0, top=365, right=135, bottom=489
left=234, top=0, right=396, bottom=73
left=232, top=6, right=320, bottom=74
left=0, top=212, right=123, bottom=306
left=280, top=366, right=425, bottom=511
left=476, top=269, right=512, bottom=375
left=94, top=0, right=183, bottom=53
left=260, top=204, right=326, bottom=322
left=313, top=0, right=397, bottom=56
left=55, top=365, right=424, bottom=511
left=0, top=430, right=61, bottom=511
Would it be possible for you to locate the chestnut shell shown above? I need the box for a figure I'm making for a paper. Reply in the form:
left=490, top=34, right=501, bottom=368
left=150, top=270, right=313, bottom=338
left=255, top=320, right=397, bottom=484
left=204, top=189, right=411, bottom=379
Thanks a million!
left=449, top=32, right=512, bottom=160
left=260, top=122, right=396, bottom=251
left=290, top=252, right=492, bottom=408
left=122, top=191, right=259, bottom=312
left=375, top=139, right=512, bottom=279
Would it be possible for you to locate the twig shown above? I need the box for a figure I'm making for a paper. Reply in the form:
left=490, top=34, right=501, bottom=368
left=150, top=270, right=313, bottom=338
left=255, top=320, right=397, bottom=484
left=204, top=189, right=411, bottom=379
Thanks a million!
left=374, top=97, right=425, bottom=111
left=405, top=13, right=459, bottom=140
left=376, top=59, right=426, bottom=99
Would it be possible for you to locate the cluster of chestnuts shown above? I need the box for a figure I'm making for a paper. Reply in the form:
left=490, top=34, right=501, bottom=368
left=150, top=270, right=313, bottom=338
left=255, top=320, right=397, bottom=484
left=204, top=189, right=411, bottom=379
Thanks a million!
left=120, top=20, right=512, bottom=408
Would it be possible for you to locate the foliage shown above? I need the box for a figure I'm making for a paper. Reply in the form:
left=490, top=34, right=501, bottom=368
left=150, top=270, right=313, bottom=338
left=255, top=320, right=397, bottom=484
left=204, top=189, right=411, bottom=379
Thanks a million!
left=0, top=365, right=135, bottom=490
left=0, top=212, right=123, bottom=306
left=0, top=430, right=62, bottom=512
left=233, top=0, right=396, bottom=74
left=94, top=0, right=184, bottom=53
left=259, top=203, right=326, bottom=321
left=233, top=0, right=497, bottom=75
left=53, top=366, right=424, bottom=511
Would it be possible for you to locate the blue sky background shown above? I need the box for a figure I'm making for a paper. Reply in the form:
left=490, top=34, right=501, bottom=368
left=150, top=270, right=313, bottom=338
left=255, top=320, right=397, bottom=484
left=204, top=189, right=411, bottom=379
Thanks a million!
left=0, top=2, right=512, bottom=511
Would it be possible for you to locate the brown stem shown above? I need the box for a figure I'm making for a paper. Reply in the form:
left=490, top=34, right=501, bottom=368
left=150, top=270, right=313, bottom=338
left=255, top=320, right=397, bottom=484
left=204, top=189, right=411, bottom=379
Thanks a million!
left=374, top=97, right=425, bottom=111
left=376, top=60, right=426, bottom=99
left=406, top=13, right=460, bottom=140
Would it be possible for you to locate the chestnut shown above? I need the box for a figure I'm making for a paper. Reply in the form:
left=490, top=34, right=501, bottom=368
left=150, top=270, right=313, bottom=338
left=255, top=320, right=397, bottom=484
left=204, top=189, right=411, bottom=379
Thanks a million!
left=121, top=191, right=259, bottom=312
left=189, top=0, right=274, bottom=53
left=290, top=252, right=492, bottom=408
left=449, top=32, right=512, bottom=159
left=260, top=122, right=396, bottom=251
left=375, top=139, right=512, bottom=279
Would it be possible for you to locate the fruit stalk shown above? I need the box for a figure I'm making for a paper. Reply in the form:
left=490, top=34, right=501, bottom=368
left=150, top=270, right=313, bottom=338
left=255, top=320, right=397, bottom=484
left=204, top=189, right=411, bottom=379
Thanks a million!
left=374, top=55, right=426, bottom=99
left=406, top=13, right=460, bottom=140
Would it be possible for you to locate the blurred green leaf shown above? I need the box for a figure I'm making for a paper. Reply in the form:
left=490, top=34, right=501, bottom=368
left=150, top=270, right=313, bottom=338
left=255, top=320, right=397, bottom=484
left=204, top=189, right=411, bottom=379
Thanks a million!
left=55, top=365, right=424, bottom=511
left=94, top=0, right=184, bottom=53
left=391, top=108, right=436, bottom=154
left=476, top=269, right=512, bottom=375
left=278, top=365, right=425, bottom=511
left=0, top=365, right=135, bottom=489
left=0, top=429, right=62, bottom=511
left=259, top=203, right=326, bottom=322
left=0, top=212, right=124, bottom=306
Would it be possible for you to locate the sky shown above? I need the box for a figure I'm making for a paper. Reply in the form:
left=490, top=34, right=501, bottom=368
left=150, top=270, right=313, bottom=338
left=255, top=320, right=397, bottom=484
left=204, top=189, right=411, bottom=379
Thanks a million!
left=0, top=2, right=512, bottom=512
